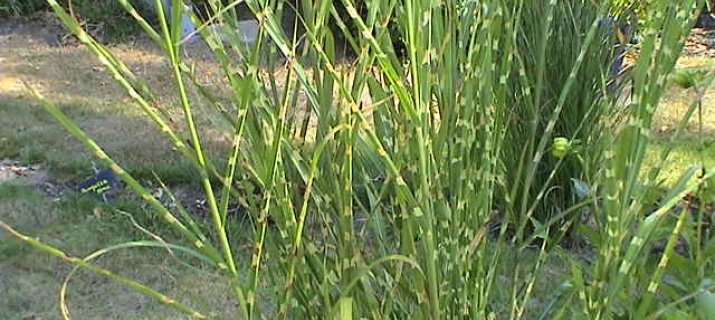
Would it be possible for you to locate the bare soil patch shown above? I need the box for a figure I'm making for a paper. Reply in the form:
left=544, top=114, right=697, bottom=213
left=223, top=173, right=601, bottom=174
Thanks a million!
left=683, top=28, right=715, bottom=57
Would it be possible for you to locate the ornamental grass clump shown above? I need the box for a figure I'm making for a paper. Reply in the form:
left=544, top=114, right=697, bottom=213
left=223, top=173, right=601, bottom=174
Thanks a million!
left=1, top=0, right=712, bottom=318
left=499, top=0, right=637, bottom=243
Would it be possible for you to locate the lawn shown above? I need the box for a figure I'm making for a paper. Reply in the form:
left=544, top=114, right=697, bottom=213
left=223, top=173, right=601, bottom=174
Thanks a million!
left=0, top=20, right=244, bottom=319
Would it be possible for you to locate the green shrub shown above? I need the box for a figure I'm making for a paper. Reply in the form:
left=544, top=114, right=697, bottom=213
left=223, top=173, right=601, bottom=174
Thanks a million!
left=0, top=0, right=154, bottom=42
left=499, top=1, right=630, bottom=239
left=0, top=0, right=48, bottom=17
left=69, top=0, right=156, bottom=42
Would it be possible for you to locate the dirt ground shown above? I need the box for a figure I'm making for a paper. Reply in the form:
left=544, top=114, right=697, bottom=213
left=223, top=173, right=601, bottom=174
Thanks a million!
left=683, top=28, right=715, bottom=57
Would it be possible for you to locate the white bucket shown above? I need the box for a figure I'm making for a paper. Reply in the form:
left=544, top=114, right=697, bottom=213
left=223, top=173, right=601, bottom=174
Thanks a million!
left=206, top=20, right=259, bottom=44
left=140, top=0, right=196, bottom=39
left=140, top=0, right=258, bottom=44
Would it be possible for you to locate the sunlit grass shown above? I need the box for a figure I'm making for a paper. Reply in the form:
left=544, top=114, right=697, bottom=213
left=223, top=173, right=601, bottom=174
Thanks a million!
left=644, top=55, right=715, bottom=186
left=645, top=137, right=715, bottom=185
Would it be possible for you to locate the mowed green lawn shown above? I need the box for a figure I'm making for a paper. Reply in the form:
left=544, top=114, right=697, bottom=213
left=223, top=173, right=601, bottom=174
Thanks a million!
left=1, top=22, right=714, bottom=318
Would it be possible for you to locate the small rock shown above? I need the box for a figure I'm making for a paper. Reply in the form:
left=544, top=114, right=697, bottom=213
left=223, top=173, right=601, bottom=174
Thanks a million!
left=696, top=13, right=715, bottom=29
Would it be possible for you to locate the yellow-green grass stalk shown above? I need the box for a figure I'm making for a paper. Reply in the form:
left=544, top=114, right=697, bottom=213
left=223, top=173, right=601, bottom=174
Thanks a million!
left=41, top=0, right=254, bottom=317
left=582, top=0, right=705, bottom=317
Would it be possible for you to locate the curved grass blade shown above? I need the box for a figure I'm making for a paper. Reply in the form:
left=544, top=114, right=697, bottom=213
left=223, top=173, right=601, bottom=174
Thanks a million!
left=59, top=241, right=217, bottom=320
left=0, top=222, right=210, bottom=320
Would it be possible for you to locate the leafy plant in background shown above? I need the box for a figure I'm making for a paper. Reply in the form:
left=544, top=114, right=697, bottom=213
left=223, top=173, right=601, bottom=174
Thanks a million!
left=0, top=0, right=47, bottom=17
left=0, top=0, right=712, bottom=319
left=500, top=0, right=631, bottom=243
left=0, top=0, right=154, bottom=42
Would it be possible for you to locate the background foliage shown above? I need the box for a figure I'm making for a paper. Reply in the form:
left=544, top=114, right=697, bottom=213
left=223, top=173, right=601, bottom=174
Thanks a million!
left=0, top=0, right=154, bottom=41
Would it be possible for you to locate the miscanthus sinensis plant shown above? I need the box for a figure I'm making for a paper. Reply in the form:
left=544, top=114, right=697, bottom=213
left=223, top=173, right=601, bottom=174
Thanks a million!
left=1, top=0, right=713, bottom=318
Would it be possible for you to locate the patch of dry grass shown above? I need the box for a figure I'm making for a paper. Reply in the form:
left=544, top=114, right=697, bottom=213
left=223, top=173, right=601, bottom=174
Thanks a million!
left=0, top=20, right=242, bottom=181
left=656, top=56, right=715, bottom=136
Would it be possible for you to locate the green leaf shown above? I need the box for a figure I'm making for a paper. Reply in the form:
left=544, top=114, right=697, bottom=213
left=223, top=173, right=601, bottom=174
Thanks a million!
left=697, top=279, right=715, bottom=320
left=662, top=309, right=695, bottom=320
left=670, top=68, right=707, bottom=89
left=335, top=297, right=353, bottom=320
